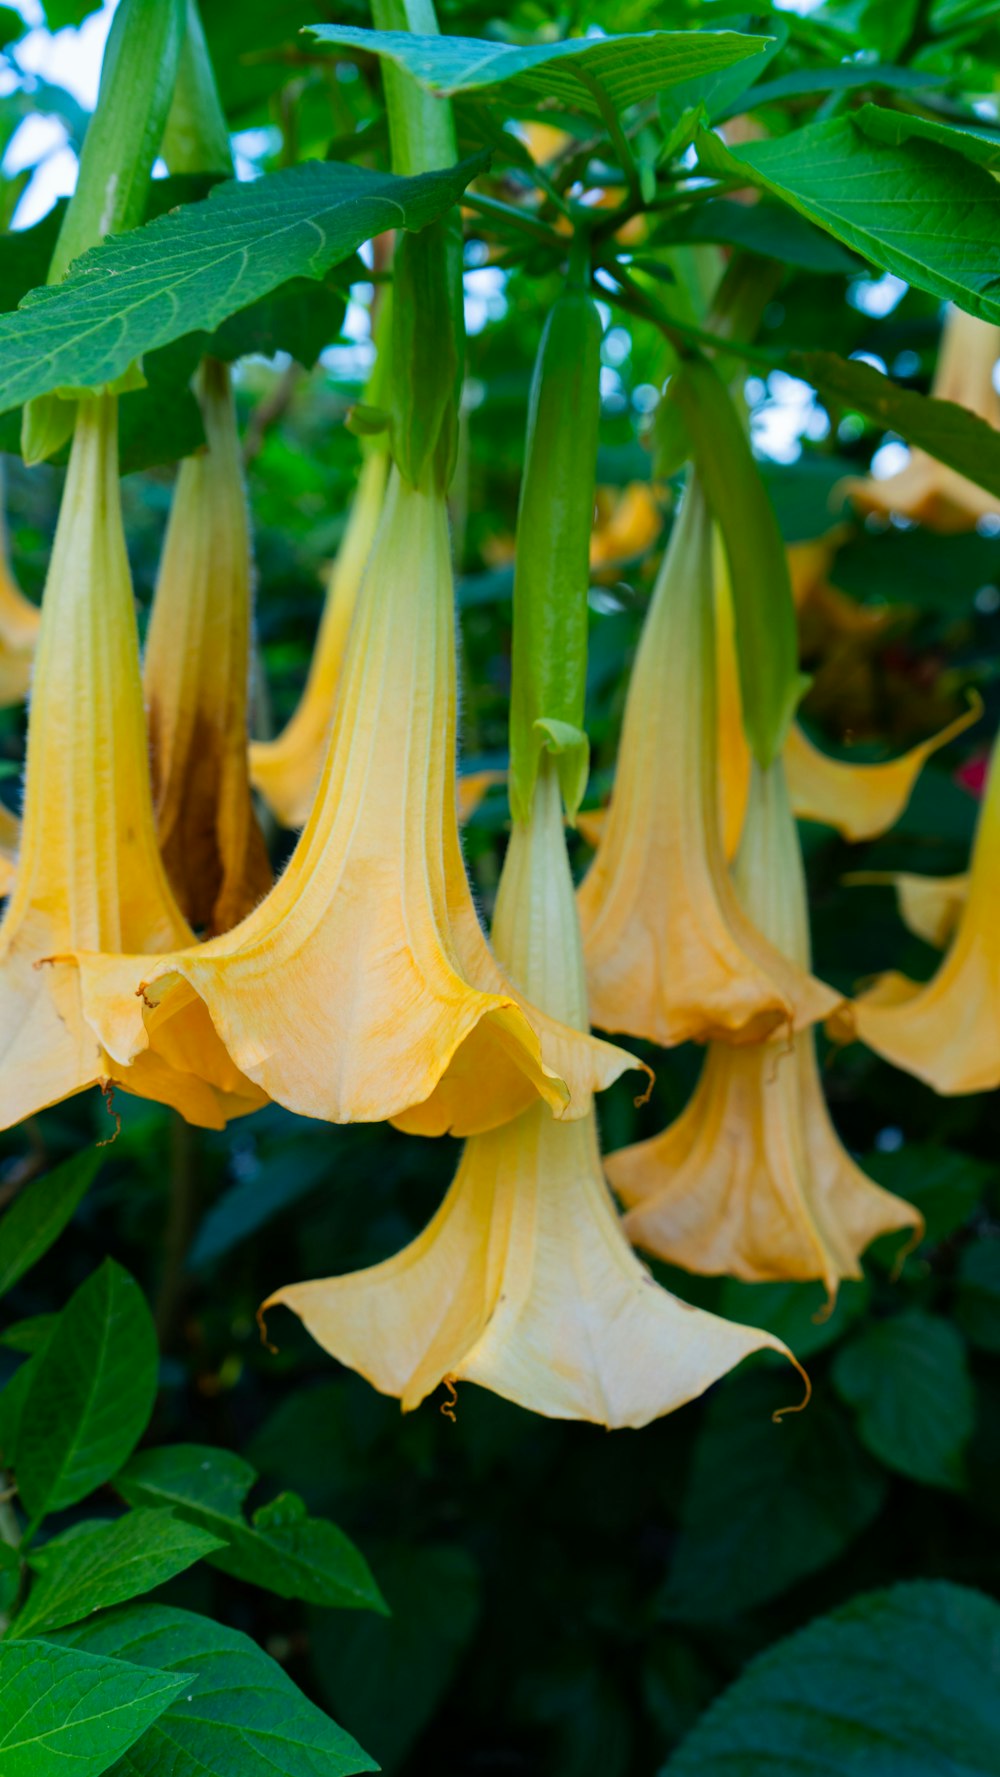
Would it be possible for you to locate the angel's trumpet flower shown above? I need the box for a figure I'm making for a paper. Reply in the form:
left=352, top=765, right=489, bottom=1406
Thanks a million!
left=144, top=359, right=271, bottom=934
left=0, top=803, right=17, bottom=898
left=74, top=469, right=636, bottom=1134
left=613, top=759, right=921, bottom=1297
left=589, top=482, right=662, bottom=571
left=0, top=395, right=266, bottom=1131
left=843, top=307, right=1000, bottom=532
left=851, top=729, right=1000, bottom=1093
left=577, top=479, right=837, bottom=1047
left=846, top=869, right=968, bottom=951
left=249, top=446, right=388, bottom=830
left=0, top=462, right=40, bottom=708
left=264, top=758, right=800, bottom=1427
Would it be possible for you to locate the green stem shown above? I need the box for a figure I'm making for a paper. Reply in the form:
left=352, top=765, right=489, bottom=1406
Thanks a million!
left=370, top=0, right=456, bottom=176
left=570, top=66, right=641, bottom=206
left=462, top=191, right=566, bottom=251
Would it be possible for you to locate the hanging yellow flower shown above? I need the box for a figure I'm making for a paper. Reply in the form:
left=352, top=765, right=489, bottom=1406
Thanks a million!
left=0, top=395, right=266, bottom=1132
left=851, top=731, right=1000, bottom=1093
left=249, top=446, right=388, bottom=830
left=849, top=869, right=967, bottom=950
left=613, top=758, right=921, bottom=1297
left=577, top=478, right=838, bottom=1047
left=144, top=359, right=271, bottom=935
left=843, top=306, right=1000, bottom=532
left=0, top=463, right=40, bottom=708
left=590, top=482, right=662, bottom=570
left=75, top=468, right=636, bottom=1135
left=264, top=759, right=801, bottom=1427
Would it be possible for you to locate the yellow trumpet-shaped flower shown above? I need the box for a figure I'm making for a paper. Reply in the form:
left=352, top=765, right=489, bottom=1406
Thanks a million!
left=613, top=760, right=921, bottom=1297
left=75, top=468, right=636, bottom=1134
left=844, top=306, right=1000, bottom=532
left=0, top=395, right=266, bottom=1131
left=144, top=359, right=271, bottom=934
left=249, top=447, right=388, bottom=830
left=0, top=463, right=40, bottom=708
left=264, top=758, right=799, bottom=1427
left=873, top=871, right=968, bottom=950
left=577, top=479, right=838, bottom=1047
left=852, top=732, right=1000, bottom=1093
left=589, top=482, right=662, bottom=570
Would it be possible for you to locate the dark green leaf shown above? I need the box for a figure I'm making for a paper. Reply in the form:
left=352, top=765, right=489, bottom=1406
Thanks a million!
left=0, top=1637, right=184, bottom=1777
left=0, top=1150, right=102, bottom=1299
left=832, top=1309, right=974, bottom=1489
left=855, top=102, right=1000, bottom=172
left=56, top=1603, right=377, bottom=1776
left=188, top=1140, right=334, bottom=1268
left=10, top=1511, right=224, bottom=1638
left=310, top=25, right=772, bottom=116
left=793, top=351, right=1000, bottom=502
left=720, top=61, right=949, bottom=116
left=661, top=198, right=859, bottom=274
left=663, top=1581, right=1000, bottom=1776
left=0, top=155, right=488, bottom=415
left=719, top=1277, right=869, bottom=1360
left=117, top=1445, right=385, bottom=1613
left=695, top=117, right=1000, bottom=323
left=659, top=1374, right=887, bottom=1621
left=862, top=1143, right=993, bottom=1244
left=956, top=1240, right=1000, bottom=1353
left=17, top=1261, right=158, bottom=1521
left=0, top=1315, right=58, bottom=1353
left=311, top=1542, right=482, bottom=1772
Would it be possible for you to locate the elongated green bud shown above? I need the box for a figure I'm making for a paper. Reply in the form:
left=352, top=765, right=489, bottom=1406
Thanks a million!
left=161, top=0, right=233, bottom=177
left=669, top=354, right=809, bottom=768
left=23, top=0, right=186, bottom=463
left=509, top=287, right=603, bottom=825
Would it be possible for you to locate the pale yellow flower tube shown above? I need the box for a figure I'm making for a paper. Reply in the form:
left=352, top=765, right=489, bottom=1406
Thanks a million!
left=577, top=478, right=838, bottom=1047
left=75, top=468, right=636, bottom=1134
left=613, top=759, right=921, bottom=1298
left=265, top=758, right=801, bottom=1427
left=144, top=359, right=271, bottom=934
left=0, top=395, right=265, bottom=1131
left=249, top=446, right=388, bottom=830
left=0, top=461, right=40, bottom=708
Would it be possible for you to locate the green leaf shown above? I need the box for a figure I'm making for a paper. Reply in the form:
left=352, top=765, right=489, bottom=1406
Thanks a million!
left=0, top=1150, right=102, bottom=1299
left=663, top=1581, right=1000, bottom=1777
left=855, top=102, right=1000, bottom=172
left=658, top=1374, right=887, bottom=1622
left=0, top=1314, right=58, bottom=1353
left=957, top=1240, right=1000, bottom=1353
left=721, top=60, right=949, bottom=117
left=9, top=1511, right=225, bottom=1639
left=862, top=1143, right=993, bottom=1245
left=718, top=1277, right=870, bottom=1361
left=695, top=116, right=1000, bottom=324
left=56, top=1603, right=377, bottom=1776
left=309, top=24, right=772, bottom=116
left=0, top=1637, right=185, bottom=1777
left=310, top=1542, right=482, bottom=1773
left=832, top=1309, right=974, bottom=1490
left=792, top=350, right=1000, bottom=503
left=660, top=197, right=859, bottom=274
left=0, top=154, right=488, bottom=417
left=116, top=1445, right=386, bottom=1613
left=17, top=1260, right=158, bottom=1521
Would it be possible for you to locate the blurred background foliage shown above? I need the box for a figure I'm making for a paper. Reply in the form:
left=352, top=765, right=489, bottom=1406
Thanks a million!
left=1, top=1, right=1000, bottom=1773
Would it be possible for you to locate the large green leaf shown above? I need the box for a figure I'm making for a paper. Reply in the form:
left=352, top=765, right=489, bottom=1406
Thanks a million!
left=719, top=1277, right=869, bottom=1361
left=862, top=1143, right=993, bottom=1246
left=855, top=102, right=1000, bottom=172
left=56, top=1603, right=377, bottom=1776
left=117, top=1445, right=386, bottom=1613
left=658, top=1374, right=887, bottom=1621
left=309, top=24, right=771, bottom=115
left=0, top=155, right=486, bottom=416
left=663, top=1582, right=1000, bottom=1776
left=10, top=1511, right=225, bottom=1639
left=17, top=1261, right=158, bottom=1521
left=833, top=1310, right=975, bottom=1490
left=792, top=350, right=1000, bottom=501
left=0, top=1638, right=185, bottom=1777
left=695, top=117, right=1000, bottom=323
left=0, top=1150, right=102, bottom=1300
left=311, top=1542, right=482, bottom=1773
left=957, top=1240, right=1000, bottom=1353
